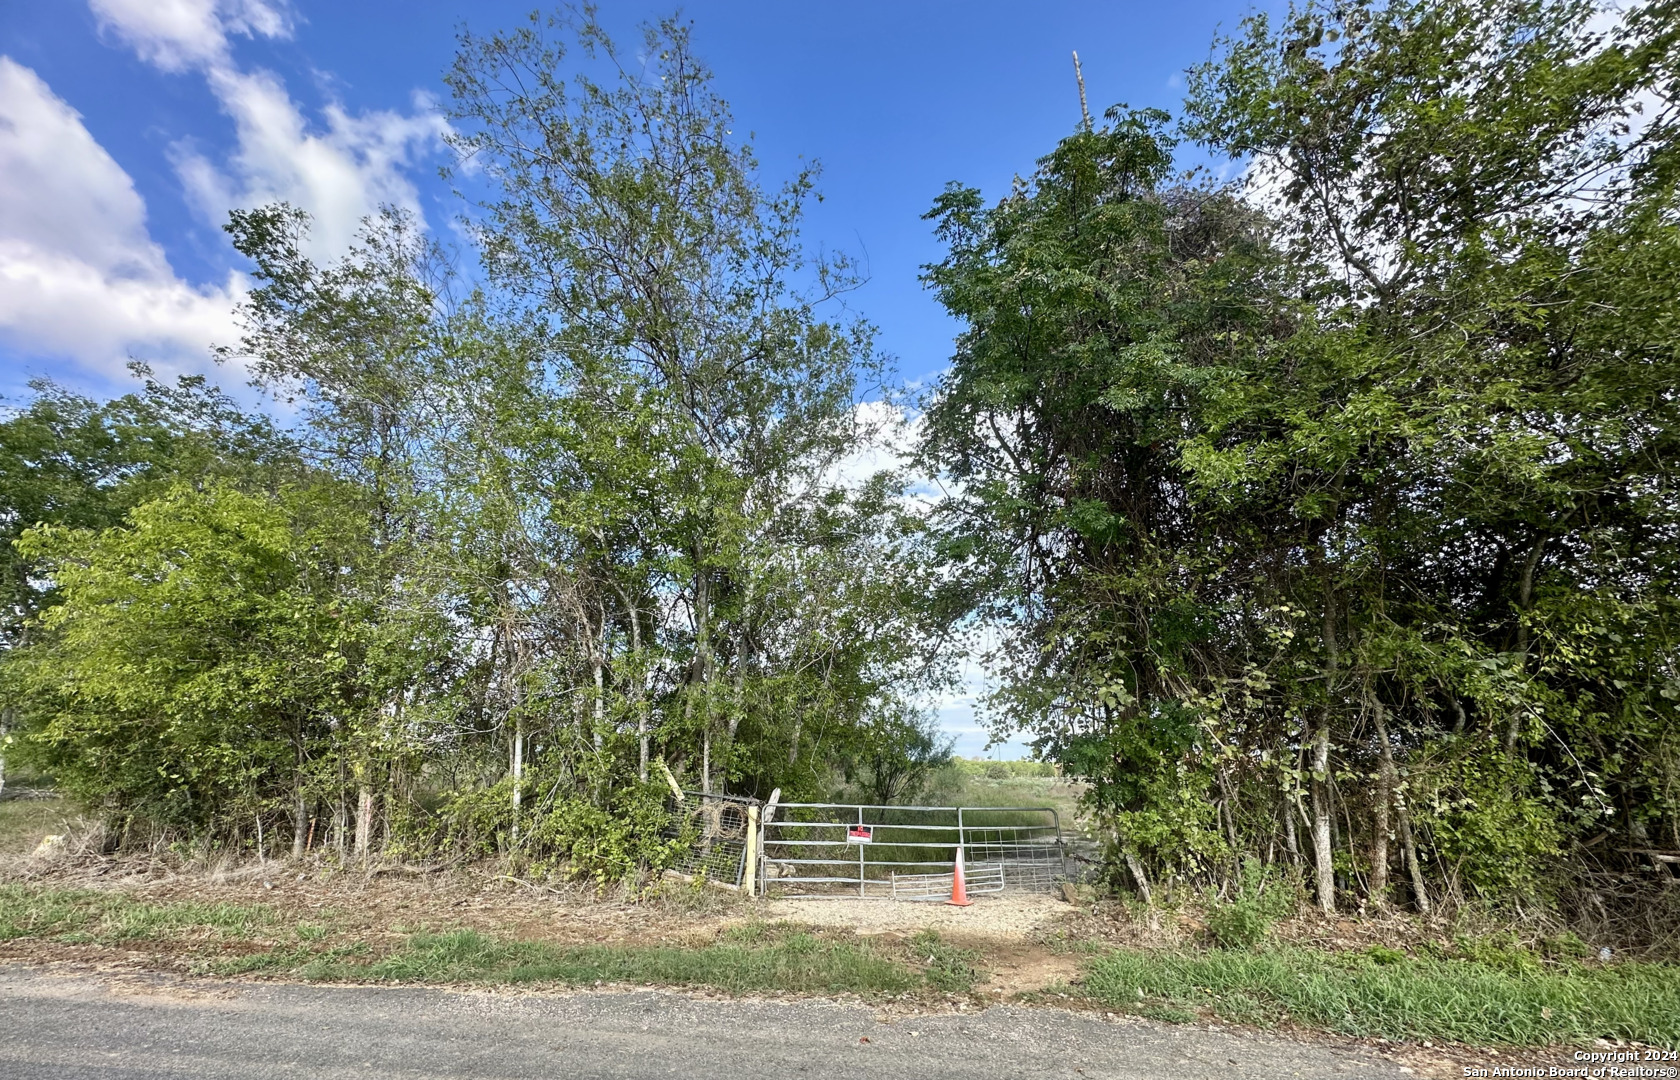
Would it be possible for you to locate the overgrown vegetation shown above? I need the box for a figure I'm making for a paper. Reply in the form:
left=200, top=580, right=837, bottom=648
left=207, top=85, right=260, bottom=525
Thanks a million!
left=0, top=11, right=958, bottom=875
left=920, top=0, right=1680, bottom=940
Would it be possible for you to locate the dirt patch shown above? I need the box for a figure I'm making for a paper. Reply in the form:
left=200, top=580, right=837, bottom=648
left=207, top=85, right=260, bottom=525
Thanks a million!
left=761, top=890, right=1070, bottom=940
left=975, top=939, right=1084, bottom=995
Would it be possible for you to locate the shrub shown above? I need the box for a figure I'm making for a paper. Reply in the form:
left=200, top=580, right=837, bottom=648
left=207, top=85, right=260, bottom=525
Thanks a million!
left=1204, top=859, right=1297, bottom=950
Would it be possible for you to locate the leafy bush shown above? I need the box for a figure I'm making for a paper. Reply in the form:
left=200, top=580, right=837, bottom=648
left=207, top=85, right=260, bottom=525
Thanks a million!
left=523, top=782, right=692, bottom=884
left=1204, top=859, right=1298, bottom=949
left=436, top=778, right=690, bottom=884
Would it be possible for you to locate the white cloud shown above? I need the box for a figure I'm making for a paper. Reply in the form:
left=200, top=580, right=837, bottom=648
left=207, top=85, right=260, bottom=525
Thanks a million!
left=826, top=399, right=917, bottom=489
left=181, top=67, right=447, bottom=257
left=88, top=0, right=293, bottom=74
left=0, top=57, right=242, bottom=378
left=91, top=0, right=445, bottom=260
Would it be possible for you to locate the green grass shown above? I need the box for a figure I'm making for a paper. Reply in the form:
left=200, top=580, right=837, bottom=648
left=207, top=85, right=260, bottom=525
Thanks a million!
left=0, top=886, right=974, bottom=998
left=910, top=927, right=981, bottom=993
left=215, top=919, right=980, bottom=996
left=239, top=926, right=927, bottom=994
left=1083, top=945, right=1680, bottom=1049
left=0, top=884, right=277, bottom=943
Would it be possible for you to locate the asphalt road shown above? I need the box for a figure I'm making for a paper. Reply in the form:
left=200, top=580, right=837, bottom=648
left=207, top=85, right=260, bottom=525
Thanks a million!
left=0, top=965, right=1411, bottom=1079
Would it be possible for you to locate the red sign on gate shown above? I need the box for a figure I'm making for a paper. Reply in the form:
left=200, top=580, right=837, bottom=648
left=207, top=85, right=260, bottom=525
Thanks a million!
left=846, top=825, right=873, bottom=843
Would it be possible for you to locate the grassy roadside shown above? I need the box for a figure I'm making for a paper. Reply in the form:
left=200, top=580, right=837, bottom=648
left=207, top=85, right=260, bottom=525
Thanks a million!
left=0, top=884, right=978, bottom=997
left=0, top=883, right=277, bottom=943
left=5, top=882, right=1676, bottom=1049
left=217, top=924, right=979, bottom=995
left=1081, top=946, right=1680, bottom=1049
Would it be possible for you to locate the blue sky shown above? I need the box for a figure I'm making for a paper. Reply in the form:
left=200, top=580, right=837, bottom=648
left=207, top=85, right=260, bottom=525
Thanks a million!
left=0, top=0, right=1269, bottom=756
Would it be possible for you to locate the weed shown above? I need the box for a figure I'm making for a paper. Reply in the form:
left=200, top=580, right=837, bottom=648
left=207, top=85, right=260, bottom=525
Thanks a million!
left=1203, top=859, right=1296, bottom=949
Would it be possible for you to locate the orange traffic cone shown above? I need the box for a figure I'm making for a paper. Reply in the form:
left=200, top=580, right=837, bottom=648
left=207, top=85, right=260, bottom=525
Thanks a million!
left=947, top=844, right=973, bottom=907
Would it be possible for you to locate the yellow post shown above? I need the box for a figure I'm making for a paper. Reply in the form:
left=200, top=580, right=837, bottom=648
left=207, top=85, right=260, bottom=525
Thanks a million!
left=657, top=758, right=685, bottom=803
left=743, top=804, right=760, bottom=896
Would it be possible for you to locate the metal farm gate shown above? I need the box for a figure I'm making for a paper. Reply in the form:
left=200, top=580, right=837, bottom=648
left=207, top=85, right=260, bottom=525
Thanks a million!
left=757, top=802, right=1068, bottom=898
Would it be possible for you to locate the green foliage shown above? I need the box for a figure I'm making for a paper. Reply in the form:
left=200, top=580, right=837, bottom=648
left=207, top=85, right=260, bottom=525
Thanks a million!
left=12, top=481, right=403, bottom=835
left=1414, top=746, right=1565, bottom=900
left=921, top=0, right=1680, bottom=921
left=0, top=371, right=291, bottom=643
left=951, top=759, right=1055, bottom=780
left=0, top=10, right=957, bottom=870
left=839, top=709, right=954, bottom=805
left=1204, top=860, right=1297, bottom=949
left=523, top=783, right=692, bottom=884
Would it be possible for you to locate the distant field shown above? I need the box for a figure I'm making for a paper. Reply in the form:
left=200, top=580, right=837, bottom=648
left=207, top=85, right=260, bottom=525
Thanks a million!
left=929, top=765, right=1088, bottom=838
left=0, top=795, right=74, bottom=857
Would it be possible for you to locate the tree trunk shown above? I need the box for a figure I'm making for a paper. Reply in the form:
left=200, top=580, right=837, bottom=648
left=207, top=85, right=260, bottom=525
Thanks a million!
left=1311, top=578, right=1338, bottom=913
left=694, top=558, right=714, bottom=795
left=621, top=594, right=646, bottom=782
left=1216, top=767, right=1241, bottom=852
left=333, top=756, right=347, bottom=857
left=1122, top=848, right=1153, bottom=906
left=1310, top=715, right=1336, bottom=912
left=1396, top=794, right=1433, bottom=917
left=790, top=657, right=831, bottom=767
left=728, top=623, right=748, bottom=744
left=592, top=650, right=605, bottom=754
left=726, top=580, right=754, bottom=742
left=0, top=706, right=11, bottom=801
left=722, top=595, right=752, bottom=794
left=510, top=711, right=524, bottom=844
left=1369, top=698, right=1395, bottom=903
left=292, top=731, right=307, bottom=860
left=354, top=781, right=374, bottom=859
left=1506, top=536, right=1546, bottom=752
left=1283, top=785, right=1301, bottom=865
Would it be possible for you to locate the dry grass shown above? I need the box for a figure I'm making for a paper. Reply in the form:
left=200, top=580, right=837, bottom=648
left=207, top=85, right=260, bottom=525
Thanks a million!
left=0, top=795, right=78, bottom=857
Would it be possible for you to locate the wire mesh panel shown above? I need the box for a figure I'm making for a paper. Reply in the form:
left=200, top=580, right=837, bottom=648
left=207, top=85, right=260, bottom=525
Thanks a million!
left=661, top=792, right=758, bottom=886
left=759, top=803, right=1066, bottom=898
left=955, top=806, right=1070, bottom=890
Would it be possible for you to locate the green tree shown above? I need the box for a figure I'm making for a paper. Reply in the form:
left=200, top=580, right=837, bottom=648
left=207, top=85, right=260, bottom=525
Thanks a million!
left=14, top=482, right=390, bottom=852
left=923, top=0, right=1680, bottom=917
left=919, top=109, right=1282, bottom=900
